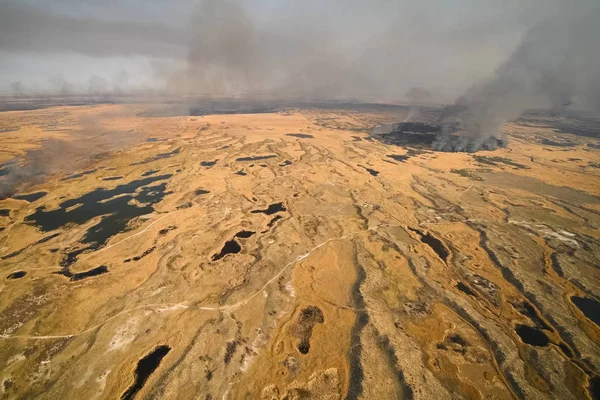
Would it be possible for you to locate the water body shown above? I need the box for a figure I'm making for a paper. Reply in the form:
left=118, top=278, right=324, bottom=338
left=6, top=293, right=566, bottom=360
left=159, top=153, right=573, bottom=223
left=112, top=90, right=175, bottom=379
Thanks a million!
left=62, top=169, right=97, bottom=181
left=251, top=202, right=286, bottom=215
left=363, top=167, right=379, bottom=176
left=235, top=230, right=255, bottom=239
left=141, top=169, right=159, bottom=177
left=6, top=271, right=26, bottom=280
left=279, top=160, right=292, bottom=167
left=0, top=209, right=10, bottom=217
left=25, top=175, right=171, bottom=266
left=286, top=133, right=314, bottom=139
left=13, top=191, right=47, bottom=202
left=212, top=240, right=241, bottom=261
left=235, top=171, right=247, bottom=176
left=121, top=345, right=171, bottom=400
left=131, top=148, right=180, bottom=166
left=571, top=296, right=600, bottom=327
left=235, top=155, right=277, bottom=162
left=409, top=228, right=449, bottom=263
left=387, top=154, right=409, bottom=162
left=200, top=160, right=218, bottom=167
left=515, top=324, right=549, bottom=346
left=58, top=265, right=108, bottom=281
left=194, top=189, right=210, bottom=196
left=101, top=176, right=123, bottom=182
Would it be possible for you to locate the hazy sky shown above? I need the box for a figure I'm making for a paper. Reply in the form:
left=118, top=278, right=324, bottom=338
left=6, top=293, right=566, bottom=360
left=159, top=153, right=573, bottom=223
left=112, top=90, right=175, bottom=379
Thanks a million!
left=0, top=0, right=578, bottom=100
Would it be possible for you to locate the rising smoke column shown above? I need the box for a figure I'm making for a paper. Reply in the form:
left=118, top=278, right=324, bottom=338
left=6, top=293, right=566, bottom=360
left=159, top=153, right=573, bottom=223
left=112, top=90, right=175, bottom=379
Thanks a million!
left=434, top=2, right=600, bottom=152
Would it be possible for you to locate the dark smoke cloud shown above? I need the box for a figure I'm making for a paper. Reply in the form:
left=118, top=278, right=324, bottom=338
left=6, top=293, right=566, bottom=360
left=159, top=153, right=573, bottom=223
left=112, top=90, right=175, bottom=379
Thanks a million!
left=434, top=1, right=600, bottom=152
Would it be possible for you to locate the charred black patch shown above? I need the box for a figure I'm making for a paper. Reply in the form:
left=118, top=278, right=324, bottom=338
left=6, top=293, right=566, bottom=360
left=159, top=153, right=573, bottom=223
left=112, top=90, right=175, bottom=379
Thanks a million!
left=347, top=253, right=368, bottom=400
left=159, top=226, right=177, bottom=236
left=6, top=271, right=26, bottom=280
left=588, top=376, right=600, bottom=400
left=571, top=296, right=600, bottom=327
left=286, top=133, right=314, bottom=139
left=125, top=247, right=156, bottom=263
left=541, top=138, right=576, bottom=147
left=514, top=301, right=552, bottom=331
left=121, top=345, right=171, bottom=400
left=376, top=122, right=440, bottom=148
left=437, top=333, right=469, bottom=355
left=224, top=340, right=239, bottom=364
left=13, top=191, right=47, bottom=202
left=235, top=155, right=277, bottom=162
left=456, top=282, right=476, bottom=297
left=251, top=202, right=286, bottom=215
left=515, top=324, right=549, bottom=347
left=409, top=228, right=449, bottom=263
left=62, top=169, right=97, bottom=181
left=473, top=156, right=529, bottom=170
left=201, top=160, right=218, bottom=167
left=211, top=240, right=241, bottom=261
left=291, top=306, right=324, bottom=355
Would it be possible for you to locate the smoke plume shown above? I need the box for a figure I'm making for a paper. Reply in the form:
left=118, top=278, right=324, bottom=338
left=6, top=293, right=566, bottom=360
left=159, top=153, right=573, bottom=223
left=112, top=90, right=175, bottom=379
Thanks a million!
left=434, top=2, right=600, bottom=152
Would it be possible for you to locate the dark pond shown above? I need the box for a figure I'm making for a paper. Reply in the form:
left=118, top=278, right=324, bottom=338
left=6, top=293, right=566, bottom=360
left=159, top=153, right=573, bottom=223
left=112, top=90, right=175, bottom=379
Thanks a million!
left=235, top=155, right=277, bottom=162
left=409, top=228, right=449, bottom=263
left=235, top=230, right=255, bottom=239
left=59, top=265, right=108, bottom=281
left=251, top=202, right=286, bottom=215
left=572, top=296, right=600, bottom=327
left=6, top=271, right=26, bottom=280
left=102, top=176, right=123, bottom=181
left=286, top=133, right=314, bottom=139
left=212, top=240, right=241, bottom=261
left=387, top=154, right=409, bottom=162
left=201, top=160, right=218, bottom=167
left=279, top=160, right=292, bottom=166
left=0, top=209, right=10, bottom=217
left=13, top=191, right=47, bottom=202
left=363, top=167, right=379, bottom=176
left=235, top=170, right=247, bottom=176
left=25, top=175, right=171, bottom=266
left=515, top=324, right=549, bottom=346
left=195, top=189, right=210, bottom=196
left=141, top=169, right=159, bottom=177
left=62, top=169, right=97, bottom=181
left=121, top=345, right=171, bottom=400
left=131, top=148, right=180, bottom=166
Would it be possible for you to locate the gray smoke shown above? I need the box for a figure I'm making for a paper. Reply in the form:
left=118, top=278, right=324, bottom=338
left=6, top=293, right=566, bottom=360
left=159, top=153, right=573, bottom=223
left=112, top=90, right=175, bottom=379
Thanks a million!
left=434, top=2, right=600, bottom=152
left=0, top=129, right=139, bottom=199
